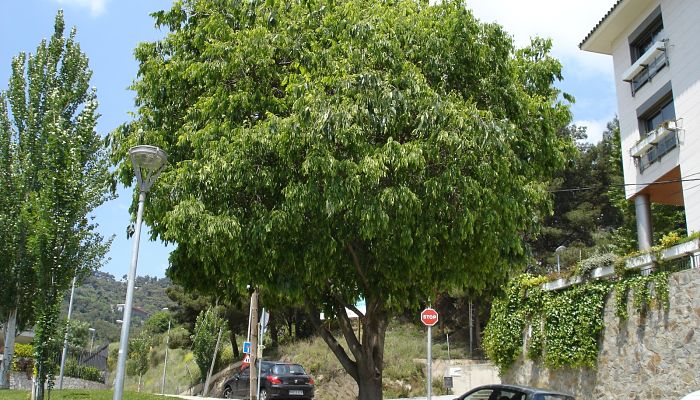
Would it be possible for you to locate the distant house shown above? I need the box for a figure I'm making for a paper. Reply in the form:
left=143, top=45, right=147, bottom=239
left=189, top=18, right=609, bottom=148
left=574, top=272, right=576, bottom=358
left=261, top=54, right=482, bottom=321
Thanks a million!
left=114, top=304, right=149, bottom=318
left=581, top=0, right=700, bottom=250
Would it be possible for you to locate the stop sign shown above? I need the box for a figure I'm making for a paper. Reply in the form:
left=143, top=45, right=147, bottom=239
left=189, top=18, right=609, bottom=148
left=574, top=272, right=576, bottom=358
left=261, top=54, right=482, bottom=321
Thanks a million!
left=421, top=308, right=439, bottom=327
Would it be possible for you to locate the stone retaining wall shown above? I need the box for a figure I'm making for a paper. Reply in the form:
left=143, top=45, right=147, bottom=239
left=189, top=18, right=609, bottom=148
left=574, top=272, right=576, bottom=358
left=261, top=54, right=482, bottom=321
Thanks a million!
left=503, top=268, right=700, bottom=399
left=7, top=371, right=107, bottom=390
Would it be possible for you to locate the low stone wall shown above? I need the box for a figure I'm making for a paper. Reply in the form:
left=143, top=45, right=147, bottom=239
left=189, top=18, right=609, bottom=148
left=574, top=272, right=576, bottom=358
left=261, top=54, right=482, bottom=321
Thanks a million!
left=503, top=268, right=700, bottom=399
left=7, top=372, right=107, bottom=390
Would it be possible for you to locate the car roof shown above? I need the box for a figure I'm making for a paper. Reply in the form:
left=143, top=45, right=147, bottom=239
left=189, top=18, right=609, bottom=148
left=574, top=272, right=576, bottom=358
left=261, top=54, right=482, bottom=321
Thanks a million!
left=471, top=384, right=573, bottom=396
left=261, top=361, right=302, bottom=366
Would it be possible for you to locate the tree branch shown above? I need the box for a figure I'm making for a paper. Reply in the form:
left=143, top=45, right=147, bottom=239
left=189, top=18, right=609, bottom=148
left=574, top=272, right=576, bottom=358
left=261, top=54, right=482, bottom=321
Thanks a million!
left=306, top=303, right=358, bottom=381
left=331, top=295, right=363, bottom=361
left=346, top=242, right=370, bottom=292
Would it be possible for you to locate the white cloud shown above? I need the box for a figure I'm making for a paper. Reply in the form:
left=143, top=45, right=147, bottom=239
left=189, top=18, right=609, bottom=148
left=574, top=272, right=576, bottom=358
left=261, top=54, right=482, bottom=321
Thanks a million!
left=575, top=118, right=613, bottom=144
left=52, top=0, right=109, bottom=17
left=467, top=0, right=616, bottom=74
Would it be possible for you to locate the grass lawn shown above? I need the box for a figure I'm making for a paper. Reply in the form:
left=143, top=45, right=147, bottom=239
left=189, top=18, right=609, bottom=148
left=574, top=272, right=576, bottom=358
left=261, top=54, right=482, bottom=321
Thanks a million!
left=0, top=389, right=166, bottom=400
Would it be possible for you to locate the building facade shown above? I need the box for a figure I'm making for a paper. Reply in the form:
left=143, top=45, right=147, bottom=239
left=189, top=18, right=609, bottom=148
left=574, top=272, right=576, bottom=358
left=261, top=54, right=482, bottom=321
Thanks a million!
left=581, top=0, right=700, bottom=249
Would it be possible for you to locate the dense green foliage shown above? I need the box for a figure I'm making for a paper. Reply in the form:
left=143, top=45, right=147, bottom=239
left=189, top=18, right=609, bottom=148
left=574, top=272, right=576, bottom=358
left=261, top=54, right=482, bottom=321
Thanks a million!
left=529, top=123, right=623, bottom=269
left=483, top=269, right=671, bottom=372
left=0, top=11, right=112, bottom=396
left=109, top=0, right=572, bottom=397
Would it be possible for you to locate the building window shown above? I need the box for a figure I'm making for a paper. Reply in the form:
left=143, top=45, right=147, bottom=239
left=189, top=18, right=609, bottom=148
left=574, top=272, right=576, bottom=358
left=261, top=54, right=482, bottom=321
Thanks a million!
left=628, top=11, right=667, bottom=95
left=638, top=97, right=677, bottom=172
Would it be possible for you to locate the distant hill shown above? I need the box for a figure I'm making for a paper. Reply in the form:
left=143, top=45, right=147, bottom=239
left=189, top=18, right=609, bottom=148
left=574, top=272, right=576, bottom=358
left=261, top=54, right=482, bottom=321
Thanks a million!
left=62, top=270, right=175, bottom=344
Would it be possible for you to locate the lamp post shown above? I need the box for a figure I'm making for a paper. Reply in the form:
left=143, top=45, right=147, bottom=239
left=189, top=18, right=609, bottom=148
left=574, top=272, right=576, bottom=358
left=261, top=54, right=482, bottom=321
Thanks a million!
left=89, top=328, right=96, bottom=353
left=161, top=307, right=171, bottom=395
left=58, top=275, right=78, bottom=389
left=113, top=145, right=167, bottom=400
left=555, top=245, right=567, bottom=274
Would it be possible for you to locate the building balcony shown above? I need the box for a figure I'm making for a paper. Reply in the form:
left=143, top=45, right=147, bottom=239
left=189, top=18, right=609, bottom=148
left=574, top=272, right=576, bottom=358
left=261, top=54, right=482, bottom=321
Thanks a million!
left=622, top=40, right=667, bottom=82
left=630, top=120, right=679, bottom=158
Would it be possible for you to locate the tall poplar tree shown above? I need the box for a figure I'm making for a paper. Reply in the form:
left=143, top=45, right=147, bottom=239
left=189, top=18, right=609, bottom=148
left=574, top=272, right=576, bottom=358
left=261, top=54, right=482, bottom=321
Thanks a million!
left=0, top=11, right=111, bottom=397
left=110, top=1, right=572, bottom=398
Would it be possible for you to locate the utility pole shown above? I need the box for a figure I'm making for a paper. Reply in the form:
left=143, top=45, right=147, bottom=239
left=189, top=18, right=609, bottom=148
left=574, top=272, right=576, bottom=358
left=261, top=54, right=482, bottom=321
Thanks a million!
left=249, top=289, right=259, bottom=400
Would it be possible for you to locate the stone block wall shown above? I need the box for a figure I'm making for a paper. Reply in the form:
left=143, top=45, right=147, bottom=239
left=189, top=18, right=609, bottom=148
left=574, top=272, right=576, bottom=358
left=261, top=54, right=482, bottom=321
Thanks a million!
left=7, top=372, right=107, bottom=390
left=502, top=268, right=700, bottom=399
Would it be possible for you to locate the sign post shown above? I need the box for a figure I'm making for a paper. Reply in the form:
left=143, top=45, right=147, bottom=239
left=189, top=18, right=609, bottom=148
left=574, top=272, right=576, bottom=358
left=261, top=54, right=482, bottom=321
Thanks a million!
left=421, top=307, right=439, bottom=400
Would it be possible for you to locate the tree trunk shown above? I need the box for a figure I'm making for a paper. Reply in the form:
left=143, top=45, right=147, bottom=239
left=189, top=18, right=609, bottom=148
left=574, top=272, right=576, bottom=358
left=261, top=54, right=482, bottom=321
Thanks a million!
left=230, top=331, right=240, bottom=358
left=308, top=295, right=387, bottom=400
left=0, top=308, right=18, bottom=389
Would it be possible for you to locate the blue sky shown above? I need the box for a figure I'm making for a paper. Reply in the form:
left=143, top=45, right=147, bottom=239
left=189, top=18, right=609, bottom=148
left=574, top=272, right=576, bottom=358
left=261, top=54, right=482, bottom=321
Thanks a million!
left=1, top=0, right=619, bottom=279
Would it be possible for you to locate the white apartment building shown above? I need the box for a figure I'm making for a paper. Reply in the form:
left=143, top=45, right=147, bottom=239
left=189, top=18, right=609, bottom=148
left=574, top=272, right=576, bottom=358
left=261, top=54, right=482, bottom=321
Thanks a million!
left=581, top=0, right=700, bottom=250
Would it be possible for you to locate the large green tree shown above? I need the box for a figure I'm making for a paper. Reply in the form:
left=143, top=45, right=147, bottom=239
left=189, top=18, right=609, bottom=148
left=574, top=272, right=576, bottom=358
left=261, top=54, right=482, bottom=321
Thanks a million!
left=110, top=1, right=571, bottom=398
left=0, top=12, right=111, bottom=397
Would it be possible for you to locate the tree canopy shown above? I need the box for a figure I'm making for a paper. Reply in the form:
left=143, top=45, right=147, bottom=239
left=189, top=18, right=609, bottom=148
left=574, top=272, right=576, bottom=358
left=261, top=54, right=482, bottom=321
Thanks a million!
left=110, top=0, right=572, bottom=397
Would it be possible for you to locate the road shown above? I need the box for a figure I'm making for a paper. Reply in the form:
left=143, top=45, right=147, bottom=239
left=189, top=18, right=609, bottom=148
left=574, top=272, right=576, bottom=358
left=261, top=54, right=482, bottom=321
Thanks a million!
left=167, top=395, right=456, bottom=400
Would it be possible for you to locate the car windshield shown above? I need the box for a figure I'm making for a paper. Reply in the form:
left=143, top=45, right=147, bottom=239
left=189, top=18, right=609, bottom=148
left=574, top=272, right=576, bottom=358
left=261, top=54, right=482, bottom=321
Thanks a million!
left=272, top=364, right=306, bottom=375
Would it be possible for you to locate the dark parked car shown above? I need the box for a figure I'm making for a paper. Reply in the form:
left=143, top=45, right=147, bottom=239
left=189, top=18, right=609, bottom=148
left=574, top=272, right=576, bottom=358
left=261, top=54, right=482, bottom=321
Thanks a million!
left=222, top=361, right=314, bottom=400
left=454, top=384, right=575, bottom=400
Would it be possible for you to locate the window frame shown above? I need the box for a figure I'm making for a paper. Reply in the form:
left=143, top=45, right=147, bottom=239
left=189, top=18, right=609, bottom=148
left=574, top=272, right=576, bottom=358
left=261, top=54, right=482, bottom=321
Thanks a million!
left=627, top=7, right=667, bottom=95
left=635, top=90, right=677, bottom=172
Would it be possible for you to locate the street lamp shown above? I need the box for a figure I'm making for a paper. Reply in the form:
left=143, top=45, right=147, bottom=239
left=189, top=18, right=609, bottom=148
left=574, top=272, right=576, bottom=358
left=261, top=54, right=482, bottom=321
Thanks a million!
left=161, top=307, right=171, bottom=395
left=89, top=328, right=96, bottom=353
left=58, top=275, right=78, bottom=389
left=555, top=245, right=567, bottom=274
left=113, top=145, right=167, bottom=400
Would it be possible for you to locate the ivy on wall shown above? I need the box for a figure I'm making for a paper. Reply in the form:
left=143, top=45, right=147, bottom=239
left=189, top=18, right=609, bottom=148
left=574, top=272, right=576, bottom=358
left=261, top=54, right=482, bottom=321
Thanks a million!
left=483, top=270, right=670, bottom=372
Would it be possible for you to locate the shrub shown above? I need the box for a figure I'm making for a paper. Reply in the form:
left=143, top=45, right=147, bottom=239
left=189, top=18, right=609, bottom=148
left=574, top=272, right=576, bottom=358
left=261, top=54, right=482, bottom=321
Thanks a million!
left=12, top=343, right=35, bottom=376
left=14, top=343, right=34, bottom=358
left=217, top=343, right=234, bottom=371
left=63, top=359, right=104, bottom=383
left=168, top=326, right=192, bottom=349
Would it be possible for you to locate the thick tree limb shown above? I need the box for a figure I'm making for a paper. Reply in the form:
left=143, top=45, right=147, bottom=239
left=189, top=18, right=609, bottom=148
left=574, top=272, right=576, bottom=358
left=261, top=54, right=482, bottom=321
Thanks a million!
left=306, top=304, right=358, bottom=381
left=333, top=291, right=365, bottom=321
left=332, top=296, right=363, bottom=362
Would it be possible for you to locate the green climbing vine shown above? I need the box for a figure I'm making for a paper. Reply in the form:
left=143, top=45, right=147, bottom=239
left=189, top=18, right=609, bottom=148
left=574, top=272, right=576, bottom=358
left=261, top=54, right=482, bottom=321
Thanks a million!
left=484, top=270, right=671, bottom=373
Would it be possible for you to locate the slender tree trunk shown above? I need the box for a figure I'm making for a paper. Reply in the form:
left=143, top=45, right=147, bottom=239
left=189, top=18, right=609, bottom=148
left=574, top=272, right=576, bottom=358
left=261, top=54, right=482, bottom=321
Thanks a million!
left=249, top=289, right=259, bottom=400
left=475, top=304, right=482, bottom=352
left=0, top=308, right=18, bottom=389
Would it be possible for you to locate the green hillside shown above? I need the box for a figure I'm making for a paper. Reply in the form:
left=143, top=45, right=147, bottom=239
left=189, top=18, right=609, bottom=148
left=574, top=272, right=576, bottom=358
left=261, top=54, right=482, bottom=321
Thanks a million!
left=63, top=271, right=176, bottom=344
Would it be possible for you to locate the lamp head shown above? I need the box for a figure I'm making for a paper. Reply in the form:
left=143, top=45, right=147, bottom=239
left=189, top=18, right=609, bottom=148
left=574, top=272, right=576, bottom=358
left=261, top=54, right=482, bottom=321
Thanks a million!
left=128, top=145, right=168, bottom=193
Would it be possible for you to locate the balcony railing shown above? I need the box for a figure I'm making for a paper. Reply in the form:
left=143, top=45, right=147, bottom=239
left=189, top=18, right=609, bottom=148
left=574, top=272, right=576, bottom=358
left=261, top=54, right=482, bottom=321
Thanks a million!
left=622, top=40, right=668, bottom=95
left=630, top=119, right=679, bottom=158
left=541, top=237, right=700, bottom=292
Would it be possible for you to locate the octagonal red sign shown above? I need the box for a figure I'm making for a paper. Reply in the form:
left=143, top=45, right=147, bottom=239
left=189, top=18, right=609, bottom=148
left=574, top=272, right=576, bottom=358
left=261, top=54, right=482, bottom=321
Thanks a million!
left=421, top=307, right=438, bottom=327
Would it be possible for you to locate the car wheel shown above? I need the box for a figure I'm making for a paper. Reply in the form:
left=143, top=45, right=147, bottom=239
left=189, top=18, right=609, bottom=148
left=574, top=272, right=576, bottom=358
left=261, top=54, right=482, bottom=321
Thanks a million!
left=222, top=385, right=233, bottom=399
left=259, top=388, right=268, bottom=400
